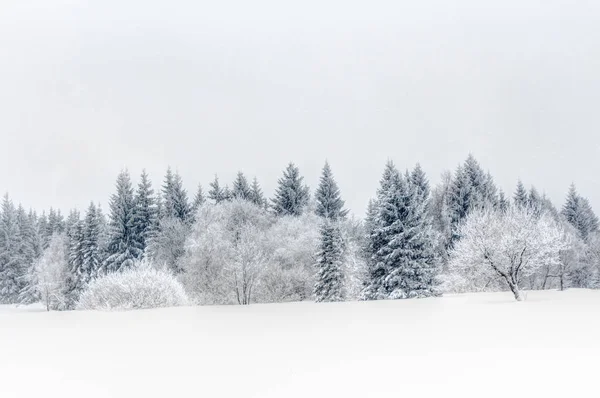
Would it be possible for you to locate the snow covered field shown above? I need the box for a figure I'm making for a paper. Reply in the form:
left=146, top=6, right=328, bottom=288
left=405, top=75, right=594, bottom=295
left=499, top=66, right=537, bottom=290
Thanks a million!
left=1, top=289, right=598, bottom=398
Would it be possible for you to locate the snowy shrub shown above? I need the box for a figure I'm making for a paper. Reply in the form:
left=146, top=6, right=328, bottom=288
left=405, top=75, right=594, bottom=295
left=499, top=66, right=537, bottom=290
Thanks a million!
left=77, top=264, right=189, bottom=311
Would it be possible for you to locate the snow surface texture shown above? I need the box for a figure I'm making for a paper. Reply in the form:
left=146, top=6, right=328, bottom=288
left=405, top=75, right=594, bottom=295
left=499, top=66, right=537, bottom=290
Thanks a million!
left=0, top=289, right=598, bottom=398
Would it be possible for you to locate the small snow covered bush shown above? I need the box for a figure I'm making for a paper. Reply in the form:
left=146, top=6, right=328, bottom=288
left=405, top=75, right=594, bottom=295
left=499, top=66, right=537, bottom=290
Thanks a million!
left=77, top=266, right=189, bottom=311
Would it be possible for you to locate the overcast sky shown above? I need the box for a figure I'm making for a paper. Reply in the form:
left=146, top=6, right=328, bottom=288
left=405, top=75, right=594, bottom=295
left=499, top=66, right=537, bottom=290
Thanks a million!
left=1, top=0, right=599, bottom=216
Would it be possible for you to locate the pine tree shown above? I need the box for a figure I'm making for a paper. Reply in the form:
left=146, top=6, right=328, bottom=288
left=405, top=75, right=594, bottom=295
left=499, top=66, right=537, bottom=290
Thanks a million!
left=208, top=175, right=226, bottom=204
left=514, top=180, right=528, bottom=208
left=82, top=202, right=103, bottom=281
left=410, top=163, right=430, bottom=200
left=18, top=210, right=44, bottom=304
left=232, top=172, right=252, bottom=201
left=271, top=163, right=310, bottom=217
left=562, top=184, right=599, bottom=240
left=314, top=221, right=345, bottom=302
left=363, top=162, right=438, bottom=300
left=103, top=170, right=143, bottom=273
left=315, top=161, right=348, bottom=221
left=162, top=168, right=191, bottom=223
left=222, top=185, right=232, bottom=202
left=65, top=219, right=85, bottom=308
left=497, top=190, right=510, bottom=212
left=0, top=194, right=25, bottom=303
left=249, top=178, right=266, bottom=208
left=447, top=165, right=472, bottom=244
left=191, top=184, right=205, bottom=213
left=362, top=161, right=402, bottom=300
left=37, top=212, right=49, bottom=249
left=133, top=170, right=157, bottom=250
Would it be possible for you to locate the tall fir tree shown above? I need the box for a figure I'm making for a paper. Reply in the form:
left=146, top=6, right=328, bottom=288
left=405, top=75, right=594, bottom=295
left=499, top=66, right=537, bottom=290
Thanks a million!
left=314, top=221, right=345, bottom=302
left=0, top=194, right=25, bottom=303
left=162, top=168, right=192, bottom=223
left=82, top=202, right=103, bottom=281
left=497, top=190, right=510, bottom=212
left=410, top=163, right=430, bottom=200
left=513, top=180, right=528, bottom=208
left=271, top=163, right=310, bottom=217
left=133, top=170, right=157, bottom=250
left=65, top=219, right=85, bottom=308
left=562, top=184, right=599, bottom=240
left=232, top=172, right=252, bottom=201
left=249, top=178, right=266, bottom=208
left=103, top=170, right=143, bottom=273
left=191, top=183, right=205, bottom=213
left=315, top=161, right=348, bottom=221
left=208, top=175, right=226, bottom=204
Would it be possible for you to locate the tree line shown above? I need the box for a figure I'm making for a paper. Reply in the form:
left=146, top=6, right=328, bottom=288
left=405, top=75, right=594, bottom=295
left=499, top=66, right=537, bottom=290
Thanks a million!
left=0, top=155, right=598, bottom=308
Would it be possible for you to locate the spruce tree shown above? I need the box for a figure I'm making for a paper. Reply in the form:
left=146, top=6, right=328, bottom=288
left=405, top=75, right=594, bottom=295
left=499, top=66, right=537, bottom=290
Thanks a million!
left=271, top=163, right=310, bottom=217
left=497, top=190, right=510, bottom=212
left=191, top=184, right=205, bottom=213
left=249, top=177, right=266, bottom=208
left=314, top=221, right=345, bottom=302
left=208, top=175, right=226, bottom=204
left=315, top=161, right=348, bottom=221
left=0, top=194, right=25, bottom=303
left=82, top=202, right=103, bottom=280
left=162, top=168, right=191, bottom=223
left=65, top=219, right=85, bottom=308
left=103, top=170, right=143, bottom=273
left=514, top=180, right=528, bottom=208
left=447, top=165, right=472, bottom=244
left=232, top=172, right=252, bottom=201
left=133, top=170, right=157, bottom=250
left=410, top=163, right=430, bottom=200
left=222, top=185, right=232, bottom=202
left=562, top=184, right=599, bottom=240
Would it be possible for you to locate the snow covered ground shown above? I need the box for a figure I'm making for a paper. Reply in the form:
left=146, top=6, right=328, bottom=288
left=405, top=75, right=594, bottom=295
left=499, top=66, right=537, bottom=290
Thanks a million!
left=1, top=289, right=598, bottom=398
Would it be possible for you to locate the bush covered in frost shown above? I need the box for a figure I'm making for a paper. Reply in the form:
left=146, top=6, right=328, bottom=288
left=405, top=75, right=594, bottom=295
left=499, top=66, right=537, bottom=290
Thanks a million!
left=77, top=265, right=189, bottom=311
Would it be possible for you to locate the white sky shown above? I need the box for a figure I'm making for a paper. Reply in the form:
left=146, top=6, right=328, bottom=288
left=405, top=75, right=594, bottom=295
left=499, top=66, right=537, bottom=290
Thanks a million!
left=1, top=0, right=599, bottom=216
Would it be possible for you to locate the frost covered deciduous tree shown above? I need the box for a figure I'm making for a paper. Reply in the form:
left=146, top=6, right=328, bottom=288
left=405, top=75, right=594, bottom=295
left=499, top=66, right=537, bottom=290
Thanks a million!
left=449, top=206, right=569, bottom=301
left=146, top=216, right=191, bottom=274
left=315, top=161, right=348, bottom=221
left=271, top=163, right=310, bottom=217
left=35, top=234, right=69, bottom=311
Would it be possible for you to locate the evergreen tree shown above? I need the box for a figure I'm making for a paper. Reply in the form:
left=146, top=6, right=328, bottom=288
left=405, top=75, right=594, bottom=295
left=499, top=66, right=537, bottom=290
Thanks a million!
left=562, top=184, right=599, bottom=240
left=363, top=162, right=438, bottom=300
left=232, top=172, right=252, bottom=201
left=82, top=202, right=103, bottom=281
left=133, top=170, right=157, bottom=250
left=271, top=163, right=310, bottom=217
left=447, top=165, right=472, bottom=244
left=162, top=168, right=192, bottom=223
left=314, top=221, right=345, bottom=302
left=410, top=163, right=430, bottom=200
left=315, top=161, right=348, bottom=221
left=65, top=219, right=85, bottom=308
left=0, top=195, right=25, bottom=303
left=191, top=184, right=205, bottom=213
left=249, top=178, right=266, bottom=208
left=208, top=175, right=226, bottom=204
left=37, top=212, right=49, bottom=248
left=222, top=185, right=232, bottom=202
left=497, top=190, right=510, bottom=212
left=514, top=180, right=528, bottom=208
left=103, top=170, right=143, bottom=273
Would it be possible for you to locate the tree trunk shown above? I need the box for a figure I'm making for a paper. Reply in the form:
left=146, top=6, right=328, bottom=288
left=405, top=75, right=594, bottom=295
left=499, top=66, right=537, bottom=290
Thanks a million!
left=506, top=280, right=524, bottom=301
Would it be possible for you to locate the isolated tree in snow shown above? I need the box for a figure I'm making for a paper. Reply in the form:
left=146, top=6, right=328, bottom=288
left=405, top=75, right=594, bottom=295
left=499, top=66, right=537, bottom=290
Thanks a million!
left=449, top=206, right=568, bottom=301
left=315, top=161, right=348, bottom=221
left=314, top=221, right=345, bottom=302
left=133, top=170, right=158, bottom=250
left=208, top=175, right=226, bottom=204
left=103, top=170, right=143, bottom=273
left=232, top=172, right=252, bottom=201
left=271, top=163, right=310, bottom=217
